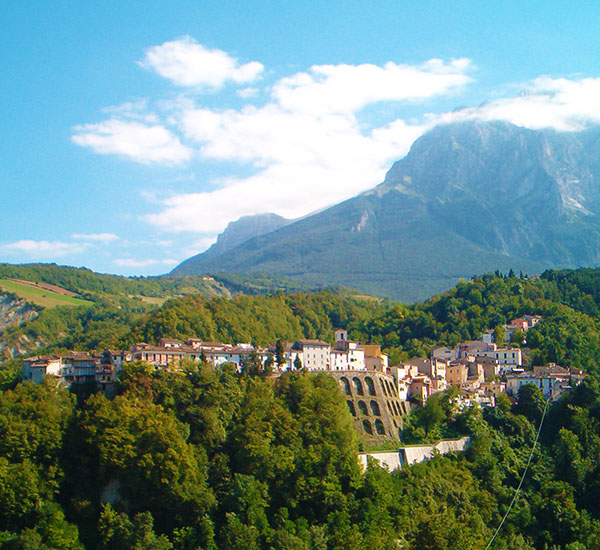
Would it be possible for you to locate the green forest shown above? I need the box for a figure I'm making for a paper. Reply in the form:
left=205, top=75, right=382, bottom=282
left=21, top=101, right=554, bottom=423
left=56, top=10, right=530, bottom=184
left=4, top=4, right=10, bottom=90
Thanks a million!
left=3, top=361, right=600, bottom=549
left=5, top=266, right=600, bottom=547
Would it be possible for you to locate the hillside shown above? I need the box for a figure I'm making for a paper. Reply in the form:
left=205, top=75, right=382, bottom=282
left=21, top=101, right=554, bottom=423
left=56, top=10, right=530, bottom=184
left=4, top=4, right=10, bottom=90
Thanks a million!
left=7, top=265, right=600, bottom=379
left=0, top=264, right=329, bottom=360
left=5, top=269, right=600, bottom=548
left=172, top=120, right=600, bottom=301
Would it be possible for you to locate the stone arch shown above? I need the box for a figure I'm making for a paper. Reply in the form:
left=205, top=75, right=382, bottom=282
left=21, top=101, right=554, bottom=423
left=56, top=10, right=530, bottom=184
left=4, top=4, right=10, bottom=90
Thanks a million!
left=365, top=376, right=376, bottom=396
left=370, top=400, right=381, bottom=416
left=346, top=400, right=356, bottom=417
left=357, top=400, right=368, bottom=416
left=362, top=419, right=373, bottom=435
left=340, top=377, right=351, bottom=395
left=375, top=419, right=385, bottom=435
left=379, top=379, right=389, bottom=397
left=353, top=377, right=364, bottom=395
left=385, top=379, right=395, bottom=397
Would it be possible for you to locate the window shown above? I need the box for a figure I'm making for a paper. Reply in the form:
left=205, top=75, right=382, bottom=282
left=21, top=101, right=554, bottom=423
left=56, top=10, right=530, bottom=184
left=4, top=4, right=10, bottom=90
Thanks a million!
left=362, top=420, right=373, bottom=435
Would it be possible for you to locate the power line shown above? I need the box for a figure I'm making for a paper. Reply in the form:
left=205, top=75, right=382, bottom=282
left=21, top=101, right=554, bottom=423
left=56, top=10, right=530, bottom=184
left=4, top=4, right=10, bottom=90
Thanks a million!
left=484, top=397, right=550, bottom=550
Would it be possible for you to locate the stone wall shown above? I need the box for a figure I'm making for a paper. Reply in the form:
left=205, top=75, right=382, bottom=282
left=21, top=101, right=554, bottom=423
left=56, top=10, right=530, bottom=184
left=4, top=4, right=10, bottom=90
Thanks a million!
left=329, top=370, right=411, bottom=442
left=358, top=436, right=472, bottom=471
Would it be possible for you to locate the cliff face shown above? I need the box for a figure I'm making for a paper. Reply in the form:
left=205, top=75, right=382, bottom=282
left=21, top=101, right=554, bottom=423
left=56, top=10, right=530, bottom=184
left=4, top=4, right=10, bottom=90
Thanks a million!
left=0, top=293, right=41, bottom=359
left=174, top=213, right=292, bottom=271
left=0, top=293, right=39, bottom=331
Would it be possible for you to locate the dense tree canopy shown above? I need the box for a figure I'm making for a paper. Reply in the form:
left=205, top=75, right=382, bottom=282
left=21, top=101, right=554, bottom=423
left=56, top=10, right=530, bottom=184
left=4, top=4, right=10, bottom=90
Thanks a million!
left=0, top=361, right=599, bottom=549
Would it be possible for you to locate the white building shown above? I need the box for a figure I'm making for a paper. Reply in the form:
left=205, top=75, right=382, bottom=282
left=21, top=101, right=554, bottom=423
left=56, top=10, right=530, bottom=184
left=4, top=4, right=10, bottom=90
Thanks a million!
left=289, top=340, right=331, bottom=371
left=331, top=330, right=366, bottom=371
left=22, top=356, right=62, bottom=383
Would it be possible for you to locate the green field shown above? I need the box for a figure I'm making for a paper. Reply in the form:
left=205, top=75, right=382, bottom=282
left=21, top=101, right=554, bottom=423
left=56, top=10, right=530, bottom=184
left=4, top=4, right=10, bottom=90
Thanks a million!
left=0, top=279, right=93, bottom=308
left=131, top=295, right=168, bottom=306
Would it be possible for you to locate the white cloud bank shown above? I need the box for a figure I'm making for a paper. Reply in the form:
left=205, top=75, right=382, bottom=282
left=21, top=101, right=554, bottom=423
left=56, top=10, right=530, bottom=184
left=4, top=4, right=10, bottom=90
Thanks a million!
left=146, top=55, right=473, bottom=234
left=437, top=76, right=600, bottom=132
left=1, top=240, right=86, bottom=258
left=140, top=36, right=264, bottom=89
left=71, top=233, right=119, bottom=243
left=114, top=258, right=178, bottom=268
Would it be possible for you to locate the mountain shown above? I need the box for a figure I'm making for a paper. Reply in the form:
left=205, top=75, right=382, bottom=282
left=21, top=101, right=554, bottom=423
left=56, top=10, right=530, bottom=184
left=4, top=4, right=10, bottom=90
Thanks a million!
left=200, top=213, right=292, bottom=259
left=172, top=120, right=600, bottom=301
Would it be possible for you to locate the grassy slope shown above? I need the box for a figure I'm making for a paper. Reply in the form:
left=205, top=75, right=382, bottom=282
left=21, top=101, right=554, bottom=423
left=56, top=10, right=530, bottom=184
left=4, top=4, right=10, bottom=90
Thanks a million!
left=0, top=279, right=93, bottom=308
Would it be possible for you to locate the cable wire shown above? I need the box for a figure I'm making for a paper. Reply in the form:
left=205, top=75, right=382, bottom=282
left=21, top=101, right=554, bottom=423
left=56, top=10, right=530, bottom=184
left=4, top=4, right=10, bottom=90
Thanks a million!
left=483, top=397, right=550, bottom=550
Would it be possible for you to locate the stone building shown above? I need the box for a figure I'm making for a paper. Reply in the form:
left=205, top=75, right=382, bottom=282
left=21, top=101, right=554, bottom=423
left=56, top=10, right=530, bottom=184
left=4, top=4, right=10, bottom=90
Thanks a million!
left=329, top=371, right=411, bottom=443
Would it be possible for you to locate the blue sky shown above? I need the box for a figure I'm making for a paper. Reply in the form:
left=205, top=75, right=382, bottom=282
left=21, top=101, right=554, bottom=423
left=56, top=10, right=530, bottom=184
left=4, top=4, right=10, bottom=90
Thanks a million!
left=3, top=0, right=600, bottom=275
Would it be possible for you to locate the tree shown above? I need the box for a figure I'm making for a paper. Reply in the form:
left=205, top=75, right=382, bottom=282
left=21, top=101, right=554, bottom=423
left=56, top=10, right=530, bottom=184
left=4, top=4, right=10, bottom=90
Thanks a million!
left=493, top=324, right=506, bottom=344
left=98, top=505, right=172, bottom=550
left=514, top=383, right=546, bottom=424
left=293, top=356, right=302, bottom=371
left=80, top=395, right=214, bottom=532
left=242, top=352, right=262, bottom=376
left=275, top=340, right=286, bottom=368
left=511, top=328, right=525, bottom=346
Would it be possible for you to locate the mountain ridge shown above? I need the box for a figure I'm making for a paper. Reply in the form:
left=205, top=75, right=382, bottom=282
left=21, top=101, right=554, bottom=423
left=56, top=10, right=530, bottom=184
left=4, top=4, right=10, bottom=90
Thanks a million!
left=172, top=120, right=600, bottom=300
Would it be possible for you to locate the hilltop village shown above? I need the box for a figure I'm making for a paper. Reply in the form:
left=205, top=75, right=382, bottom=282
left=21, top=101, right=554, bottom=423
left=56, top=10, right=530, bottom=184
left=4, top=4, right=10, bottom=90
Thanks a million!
left=21, top=313, right=584, bottom=442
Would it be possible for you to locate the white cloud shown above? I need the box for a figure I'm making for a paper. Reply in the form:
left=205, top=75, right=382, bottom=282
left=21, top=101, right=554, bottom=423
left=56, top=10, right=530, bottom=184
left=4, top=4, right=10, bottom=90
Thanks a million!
left=140, top=36, right=263, bottom=89
left=71, top=233, right=119, bottom=243
left=435, top=76, right=600, bottom=132
left=272, top=58, right=473, bottom=116
left=147, top=56, right=471, bottom=233
left=72, top=119, right=192, bottom=165
left=75, top=42, right=475, bottom=241
left=1, top=240, right=86, bottom=258
left=114, top=258, right=177, bottom=268
left=150, top=111, right=425, bottom=233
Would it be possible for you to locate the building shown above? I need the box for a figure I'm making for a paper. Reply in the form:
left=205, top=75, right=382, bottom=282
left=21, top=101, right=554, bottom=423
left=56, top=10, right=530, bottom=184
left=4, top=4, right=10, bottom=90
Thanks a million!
left=289, top=340, right=331, bottom=370
left=22, top=356, right=62, bottom=383
left=432, top=346, right=457, bottom=362
left=506, top=364, right=584, bottom=400
left=446, top=361, right=469, bottom=386
left=358, top=343, right=388, bottom=371
left=331, top=330, right=366, bottom=371
left=23, top=351, right=116, bottom=393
